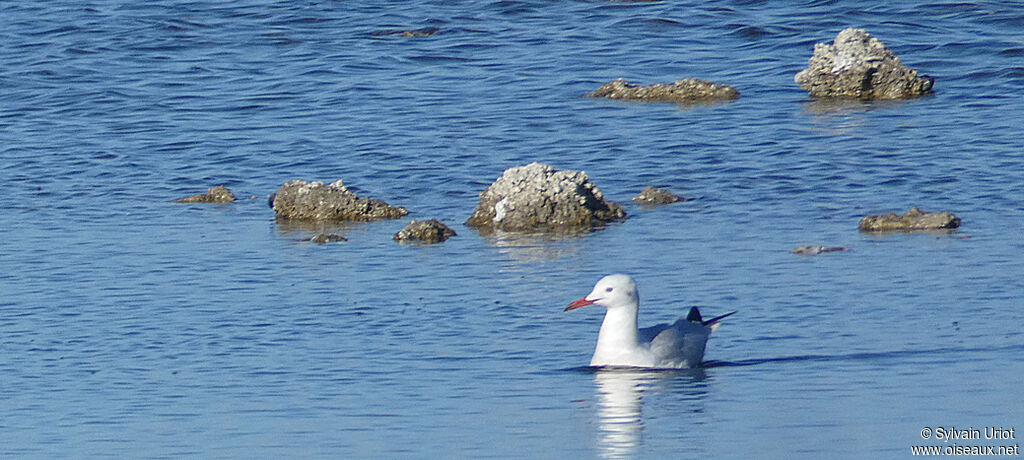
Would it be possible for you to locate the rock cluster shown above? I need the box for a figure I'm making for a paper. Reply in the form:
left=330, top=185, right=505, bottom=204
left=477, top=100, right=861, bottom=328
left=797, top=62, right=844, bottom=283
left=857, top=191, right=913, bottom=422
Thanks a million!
left=795, top=28, right=934, bottom=99
left=271, top=180, right=408, bottom=221
left=859, top=208, right=961, bottom=232
left=632, top=186, right=684, bottom=205
left=393, top=219, right=457, bottom=244
left=173, top=185, right=236, bottom=203
left=465, top=162, right=626, bottom=232
left=586, top=78, right=739, bottom=103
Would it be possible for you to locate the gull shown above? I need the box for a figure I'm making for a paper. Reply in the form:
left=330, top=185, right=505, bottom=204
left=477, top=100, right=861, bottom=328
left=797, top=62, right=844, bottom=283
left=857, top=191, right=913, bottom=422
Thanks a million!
left=566, top=274, right=734, bottom=368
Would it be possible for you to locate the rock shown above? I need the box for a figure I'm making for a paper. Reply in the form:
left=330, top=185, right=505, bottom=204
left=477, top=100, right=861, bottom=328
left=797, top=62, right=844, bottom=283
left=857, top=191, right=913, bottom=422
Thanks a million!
left=300, top=233, right=347, bottom=244
left=173, top=185, right=236, bottom=203
left=465, top=162, right=626, bottom=232
left=858, top=207, right=961, bottom=232
left=393, top=219, right=457, bottom=244
left=632, top=186, right=684, bottom=205
left=791, top=245, right=849, bottom=255
left=370, top=27, right=440, bottom=38
left=586, top=78, right=739, bottom=103
left=272, top=179, right=408, bottom=221
left=400, top=27, right=439, bottom=37
left=795, top=28, right=934, bottom=99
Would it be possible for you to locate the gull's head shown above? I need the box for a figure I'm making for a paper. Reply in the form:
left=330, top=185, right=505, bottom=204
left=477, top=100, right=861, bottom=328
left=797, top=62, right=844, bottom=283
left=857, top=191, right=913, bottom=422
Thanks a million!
left=565, top=274, right=638, bottom=311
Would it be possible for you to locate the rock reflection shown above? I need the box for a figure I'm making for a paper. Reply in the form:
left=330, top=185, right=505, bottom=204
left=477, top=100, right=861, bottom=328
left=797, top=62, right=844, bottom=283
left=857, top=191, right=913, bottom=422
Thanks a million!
left=592, top=368, right=707, bottom=459
left=801, top=97, right=914, bottom=116
left=273, top=220, right=360, bottom=243
left=482, top=230, right=589, bottom=264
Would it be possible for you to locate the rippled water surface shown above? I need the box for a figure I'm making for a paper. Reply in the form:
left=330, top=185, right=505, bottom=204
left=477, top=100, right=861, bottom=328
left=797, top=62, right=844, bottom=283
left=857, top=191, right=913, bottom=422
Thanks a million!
left=3, top=1, right=1023, bottom=458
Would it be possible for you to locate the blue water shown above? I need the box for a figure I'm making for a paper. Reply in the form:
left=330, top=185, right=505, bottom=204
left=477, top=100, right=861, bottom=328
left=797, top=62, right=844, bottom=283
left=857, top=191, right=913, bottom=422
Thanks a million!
left=2, top=1, right=1023, bottom=458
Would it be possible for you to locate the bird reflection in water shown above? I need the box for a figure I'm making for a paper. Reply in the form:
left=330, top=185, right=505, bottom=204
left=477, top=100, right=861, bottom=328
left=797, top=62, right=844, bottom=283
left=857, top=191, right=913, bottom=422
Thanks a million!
left=591, top=367, right=708, bottom=459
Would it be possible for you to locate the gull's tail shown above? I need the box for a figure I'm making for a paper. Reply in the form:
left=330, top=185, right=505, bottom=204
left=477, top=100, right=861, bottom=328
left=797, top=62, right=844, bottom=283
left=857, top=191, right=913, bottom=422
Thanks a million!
left=686, top=307, right=737, bottom=331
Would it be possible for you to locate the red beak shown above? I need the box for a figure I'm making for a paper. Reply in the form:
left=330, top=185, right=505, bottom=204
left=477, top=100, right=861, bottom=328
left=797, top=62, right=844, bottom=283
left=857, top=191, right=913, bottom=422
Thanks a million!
left=565, top=297, right=595, bottom=311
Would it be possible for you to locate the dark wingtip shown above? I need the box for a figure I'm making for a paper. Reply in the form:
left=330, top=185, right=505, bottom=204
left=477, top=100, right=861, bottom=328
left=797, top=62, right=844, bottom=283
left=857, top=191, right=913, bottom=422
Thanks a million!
left=703, top=311, right=737, bottom=326
left=686, top=307, right=703, bottom=323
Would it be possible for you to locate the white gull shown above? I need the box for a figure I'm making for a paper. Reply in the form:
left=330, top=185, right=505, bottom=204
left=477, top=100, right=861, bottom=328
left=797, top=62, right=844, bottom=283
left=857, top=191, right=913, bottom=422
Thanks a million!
left=565, top=274, right=734, bottom=369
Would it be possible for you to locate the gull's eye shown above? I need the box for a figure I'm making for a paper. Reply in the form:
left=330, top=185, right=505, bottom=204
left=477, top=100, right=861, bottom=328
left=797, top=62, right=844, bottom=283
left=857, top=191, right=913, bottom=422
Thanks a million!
left=605, top=287, right=613, bottom=292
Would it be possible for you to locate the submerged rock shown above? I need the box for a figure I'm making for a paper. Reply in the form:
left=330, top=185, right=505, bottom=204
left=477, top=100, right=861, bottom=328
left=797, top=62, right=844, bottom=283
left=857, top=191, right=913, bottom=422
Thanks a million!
left=632, top=186, right=685, bottom=205
left=465, top=162, right=626, bottom=232
left=586, top=78, right=739, bottom=103
left=370, top=27, right=440, bottom=38
left=795, top=28, right=934, bottom=99
left=173, top=185, right=236, bottom=203
left=299, top=233, right=347, bottom=244
left=272, top=179, right=408, bottom=221
left=393, top=219, right=457, bottom=244
left=791, top=245, right=849, bottom=255
left=859, top=208, right=960, bottom=232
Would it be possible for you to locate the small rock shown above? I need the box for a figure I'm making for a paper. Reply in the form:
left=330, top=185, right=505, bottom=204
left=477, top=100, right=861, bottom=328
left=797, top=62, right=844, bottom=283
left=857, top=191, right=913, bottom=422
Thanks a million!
left=393, top=219, right=457, bottom=244
left=859, top=207, right=961, bottom=232
left=272, top=179, right=408, bottom=221
left=586, top=78, right=739, bottom=103
left=300, top=233, right=347, bottom=244
left=795, top=28, right=934, bottom=99
left=465, top=162, right=626, bottom=232
left=791, top=245, right=849, bottom=255
left=370, top=27, right=440, bottom=38
left=173, top=185, right=236, bottom=203
left=632, top=186, right=684, bottom=205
